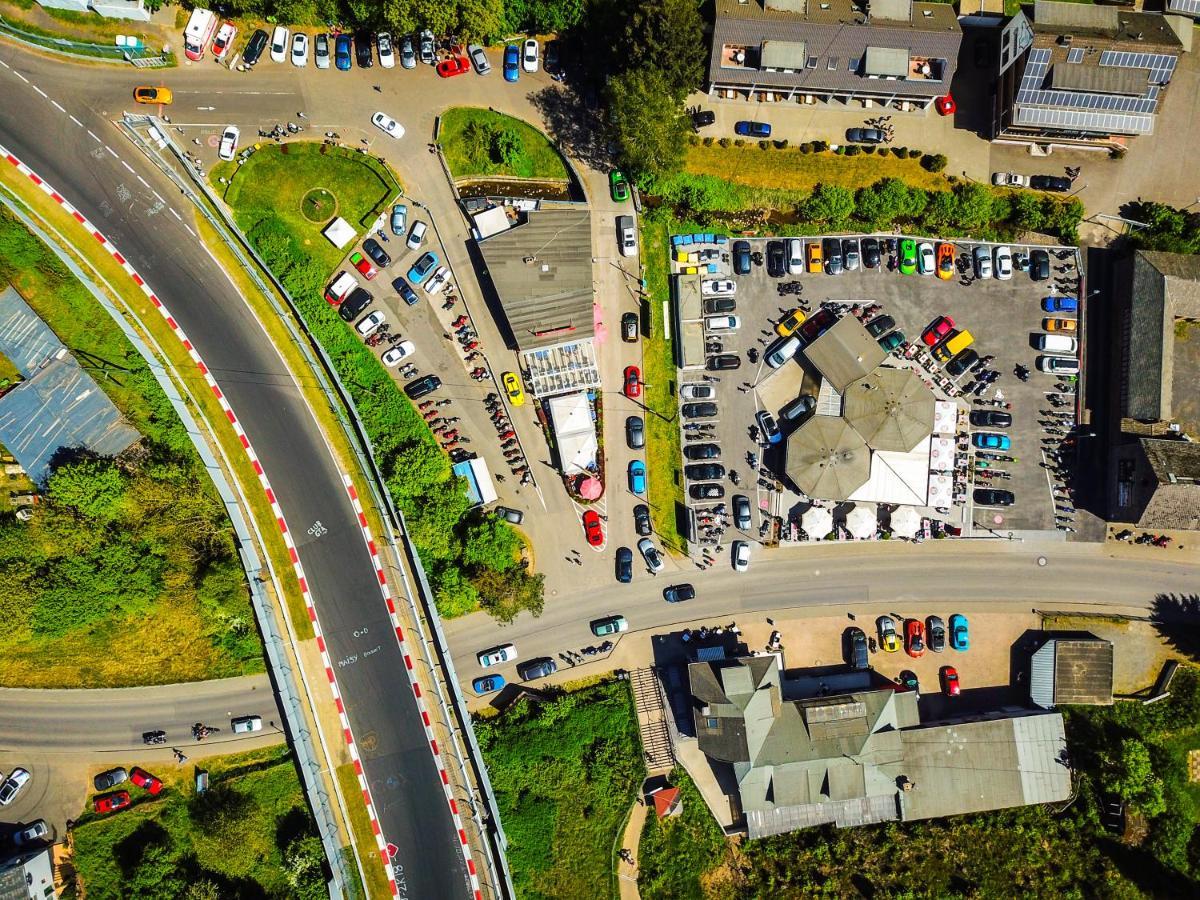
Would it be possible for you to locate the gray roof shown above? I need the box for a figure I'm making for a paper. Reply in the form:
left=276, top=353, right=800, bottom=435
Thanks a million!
left=0, top=286, right=63, bottom=374
left=784, top=415, right=871, bottom=500
left=762, top=39, right=808, bottom=69
left=803, top=315, right=887, bottom=393
left=1050, top=64, right=1151, bottom=96
left=1134, top=437, right=1200, bottom=529
left=1033, top=0, right=1183, bottom=47
left=842, top=366, right=935, bottom=453
left=1030, top=638, right=1114, bottom=707
left=1124, top=251, right=1200, bottom=421
left=1033, top=0, right=1118, bottom=31
left=476, top=205, right=594, bottom=351
left=864, top=45, right=910, bottom=78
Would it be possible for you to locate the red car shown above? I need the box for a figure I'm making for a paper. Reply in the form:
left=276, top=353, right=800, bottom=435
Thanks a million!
left=921, top=315, right=955, bottom=347
left=437, top=55, right=470, bottom=78
left=350, top=251, right=377, bottom=281
left=904, top=618, right=926, bottom=658
left=623, top=366, right=641, bottom=399
left=94, top=790, right=131, bottom=814
left=940, top=665, right=961, bottom=696
left=130, top=767, right=163, bottom=795
left=582, top=510, right=604, bottom=547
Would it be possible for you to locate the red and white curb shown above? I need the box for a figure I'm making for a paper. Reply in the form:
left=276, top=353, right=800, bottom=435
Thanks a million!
left=342, top=475, right=484, bottom=900
left=0, top=143, right=409, bottom=897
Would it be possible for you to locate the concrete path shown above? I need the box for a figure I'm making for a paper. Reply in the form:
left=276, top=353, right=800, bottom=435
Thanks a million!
left=617, top=798, right=648, bottom=900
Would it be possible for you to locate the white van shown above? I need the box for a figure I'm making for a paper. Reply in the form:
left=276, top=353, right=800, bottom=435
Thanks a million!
left=1036, top=333, right=1077, bottom=355
left=765, top=335, right=800, bottom=368
left=786, top=238, right=804, bottom=275
left=705, top=315, right=740, bottom=331
left=183, top=8, right=218, bottom=61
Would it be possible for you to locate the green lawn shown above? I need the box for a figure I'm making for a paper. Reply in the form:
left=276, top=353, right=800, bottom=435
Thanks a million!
left=475, top=679, right=644, bottom=898
left=439, top=107, right=570, bottom=181
left=637, top=770, right=731, bottom=899
left=73, top=746, right=322, bottom=899
left=212, top=142, right=400, bottom=276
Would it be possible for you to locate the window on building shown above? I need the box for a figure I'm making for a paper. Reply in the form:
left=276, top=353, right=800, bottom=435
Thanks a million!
left=827, top=57, right=838, bottom=70
left=849, top=57, right=861, bottom=71
left=806, top=56, right=818, bottom=69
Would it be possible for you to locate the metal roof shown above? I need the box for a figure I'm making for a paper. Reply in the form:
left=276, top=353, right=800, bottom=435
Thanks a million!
left=803, top=315, right=887, bottom=393
left=1033, top=0, right=1118, bottom=31
left=1052, top=639, right=1114, bottom=705
left=762, top=39, right=808, bottom=69
left=1050, top=63, right=1150, bottom=96
left=864, top=45, right=910, bottom=77
left=0, top=285, right=63, bottom=374
left=870, top=0, right=913, bottom=22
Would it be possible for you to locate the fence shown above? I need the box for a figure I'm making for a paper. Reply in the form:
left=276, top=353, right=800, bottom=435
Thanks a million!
left=0, top=14, right=171, bottom=66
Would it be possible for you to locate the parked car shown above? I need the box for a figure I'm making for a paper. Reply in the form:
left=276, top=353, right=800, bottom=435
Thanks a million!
left=733, top=494, right=752, bottom=530
left=290, top=32, right=309, bottom=67
left=732, top=240, right=752, bottom=275
left=621, top=312, right=639, bottom=342
left=381, top=341, right=416, bottom=366
left=94, top=791, right=131, bottom=814
left=350, top=251, right=377, bottom=280
left=371, top=111, right=405, bottom=139
left=766, top=240, right=786, bottom=277
left=704, top=297, right=736, bottom=315
left=130, top=767, right=163, bottom=795
left=732, top=540, right=751, bottom=572
left=775, top=309, right=805, bottom=337
left=400, top=34, right=417, bottom=69
left=338, top=288, right=373, bottom=321
left=355, top=310, right=387, bottom=336
left=972, top=432, right=1011, bottom=451
left=922, top=316, right=955, bottom=347
left=591, top=615, right=628, bottom=637
left=970, top=409, right=1013, bottom=428
left=702, top=279, right=736, bottom=296
left=624, top=366, right=642, bottom=398
left=1042, top=295, right=1079, bottom=313
left=683, top=442, right=719, bottom=460
left=706, top=354, right=741, bottom=370
left=945, top=348, right=978, bottom=378
left=940, top=665, right=961, bottom=696
left=994, top=245, right=1013, bottom=280
left=927, top=616, right=946, bottom=653
left=917, top=242, right=935, bottom=275
left=878, top=331, right=905, bottom=353
left=217, top=125, right=239, bottom=161
left=522, top=38, right=539, bottom=72
left=615, top=546, right=633, bottom=583
left=633, top=504, right=651, bottom=536
left=405, top=220, right=428, bottom=251
left=472, top=674, right=505, bottom=694
left=617, top=215, right=637, bottom=257
left=949, top=613, right=970, bottom=651
left=363, top=237, right=391, bottom=269
left=663, top=583, right=695, bottom=603
left=904, top=619, right=926, bottom=657
left=692, top=109, right=716, bottom=129
left=862, top=237, right=881, bottom=269
left=231, top=714, right=262, bottom=733
left=436, top=55, right=470, bottom=77
left=1044, top=317, right=1077, bottom=333
left=407, top=251, right=438, bottom=284
left=392, top=276, right=418, bottom=307
left=844, top=627, right=869, bottom=669
left=390, top=204, right=408, bottom=235
left=865, top=314, right=895, bottom=338
left=424, top=266, right=450, bottom=296
left=1038, top=355, right=1080, bottom=374
left=582, top=510, right=604, bottom=546
left=404, top=374, right=441, bottom=399
left=682, top=402, right=717, bottom=419
left=806, top=240, right=823, bottom=273
left=243, top=29, right=269, bottom=67
left=991, top=172, right=1028, bottom=188
left=1030, top=249, right=1050, bottom=281
left=843, top=238, right=860, bottom=271
left=638, top=538, right=664, bottom=574
left=786, top=238, right=804, bottom=275
left=898, top=239, right=917, bottom=275
left=705, top=315, right=740, bottom=331
left=269, top=25, right=289, bottom=63
left=376, top=31, right=395, bottom=68
left=94, top=767, right=128, bottom=791
left=680, top=384, right=715, bottom=401
left=779, top=393, right=815, bottom=422
left=973, top=487, right=1015, bottom=506
left=313, top=32, right=330, bottom=68
left=689, top=483, right=724, bottom=499
left=477, top=644, right=517, bottom=667
left=846, top=127, right=885, bottom=144
left=823, top=237, right=843, bottom=275
left=876, top=616, right=899, bottom=652
left=628, top=460, right=647, bottom=495
left=493, top=505, right=524, bottom=524
left=685, top=463, right=725, bottom=481
left=898, top=670, right=920, bottom=693
left=625, top=415, right=645, bottom=449
left=419, top=29, right=435, bottom=64
left=973, top=245, right=993, bottom=279
left=503, top=43, right=520, bottom=81
left=755, top=410, right=781, bottom=445
left=12, top=820, right=48, bottom=846
left=937, top=242, right=955, bottom=280
left=213, top=22, right=237, bottom=61
left=354, top=31, right=373, bottom=67
left=467, top=43, right=489, bottom=74
left=333, top=33, right=352, bottom=70
left=1030, top=174, right=1071, bottom=192
left=798, top=308, right=835, bottom=345
left=734, top=120, right=771, bottom=138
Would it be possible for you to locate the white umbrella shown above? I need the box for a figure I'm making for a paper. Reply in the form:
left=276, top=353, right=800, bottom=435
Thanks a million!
left=801, top=506, right=833, bottom=539
left=889, top=505, right=922, bottom=539
left=845, top=504, right=877, bottom=539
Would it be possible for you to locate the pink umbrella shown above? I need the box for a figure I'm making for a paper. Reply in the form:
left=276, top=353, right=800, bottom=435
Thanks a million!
left=578, top=476, right=602, bottom=500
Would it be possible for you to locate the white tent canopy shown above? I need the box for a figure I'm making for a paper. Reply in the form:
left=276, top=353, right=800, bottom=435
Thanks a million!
left=801, top=506, right=833, bottom=539
left=848, top=436, right=932, bottom=506
left=546, top=391, right=597, bottom=476
left=889, top=505, right=922, bottom=538
left=845, top=503, right=877, bottom=539
left=322, top=216, right=356, bottom=249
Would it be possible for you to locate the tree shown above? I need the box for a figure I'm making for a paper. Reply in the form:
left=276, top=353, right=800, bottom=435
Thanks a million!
left=183, top=882, right=221, bottom=900
left=950, top=182, right=997, bottom=231
left=606, top=69, right=690, bottom=179
left=472, top=566, right=544, bottom=623
left=621, top=0, right=707, bottom=101
left=922, top=190, right=958, bottom=230
left=125, top=840, right=183, bottom=900
left=1010, top=191, right=1047, bottom=233
left=801, top=184, right=854, bottom=225
left=1107, top=739, right=1166, bottom=817
left=460, top=516, right=520, bottom=572
left=285, top=835, right=328, bottom=900
left=47, top=456, right=127, bottom=524
left=920, top=153, right=947, bottom=173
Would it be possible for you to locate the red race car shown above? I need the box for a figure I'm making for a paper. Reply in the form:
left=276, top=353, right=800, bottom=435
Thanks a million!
left=350, top=251, right=377, bottom=280
left=623, top=366, right=641, bottom=399
left=921, top=315, right=955, bottom=347
left=940, top=665, right=961, bottom=696
left=130, top=766, right=163, bottom=795
left=905, top=618, right=926, bottom=658
left=437, top=55, right=470, bottom=78
left=582, top=510, right=604, bottom=547
left=94, top=790, right=131, bottom=814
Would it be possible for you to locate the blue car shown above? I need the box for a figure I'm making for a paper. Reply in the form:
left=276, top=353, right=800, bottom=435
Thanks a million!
left=391, top=276, right=418, bottom=307
left=503, top=44, right=520, bottom=82
left=755, top=410, right=781, bottom=445
left=949, top=614, right=969, bottom=651
left=472, top=674, right=506, bottom=695
left=407, top=251, right=439, bottom=284
left=629, top=460, right=647, bottom=496
left=972, top=432, right=1011, bottom=451
left=1041, top=295, right=1078, bottom=313
left=734, top=120, right=771, bottom=138
left=334, top=33, right=352, bottom=71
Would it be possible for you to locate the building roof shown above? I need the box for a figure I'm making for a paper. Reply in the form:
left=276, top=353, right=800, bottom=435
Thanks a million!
left=1030, top=637, right=1114, bottom=708
left=1125, top=251, right=1200, bottom=422
left=804, top=315, right=887, bottom=393
left=476, top=205, right=594, bottom=351
left=842, top=367, right=935, bottom=453
left=546, top=391, right=597, bottom=475
left=1049, top=63, right=1151, bottom=96
left=1033, top=0, right=1183, bottom=46
left=1134, top=437, right=1200, bottom=529
left=784, top=415, right=871, bottom=501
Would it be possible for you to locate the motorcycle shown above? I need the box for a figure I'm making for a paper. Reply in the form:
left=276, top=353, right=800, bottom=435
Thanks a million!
left=452, top=315, right=469, bottom=329
left=143, top=730, right=167, bottom=745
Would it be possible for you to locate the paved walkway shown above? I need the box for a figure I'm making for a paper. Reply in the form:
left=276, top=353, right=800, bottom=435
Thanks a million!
left=618, top=798, right=648, bottom=900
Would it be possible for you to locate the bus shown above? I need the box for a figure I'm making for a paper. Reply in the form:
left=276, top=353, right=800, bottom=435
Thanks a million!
left=183, top=8, right=219, bottom=62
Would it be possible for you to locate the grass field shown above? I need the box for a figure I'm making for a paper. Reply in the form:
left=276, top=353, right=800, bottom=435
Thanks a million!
left=476, top=679, right=644, bottom=898
left=73, top=746, right=316, bottom=899
left=440, top=107, right=570, bottom=182
left=637, top=770, right=731, bottom=899
left=212, top=142, right=400, bottom=276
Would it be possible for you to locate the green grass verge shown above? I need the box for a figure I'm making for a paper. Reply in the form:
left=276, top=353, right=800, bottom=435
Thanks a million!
left=475, top=679, right=645, bottom=898
left=73, top=746, right=322, bottom=899
left=439, top=107, right=570, bottom=181
left=637, top=769, right=731, bottom=899
left=336, top=762, right=390, bottom=900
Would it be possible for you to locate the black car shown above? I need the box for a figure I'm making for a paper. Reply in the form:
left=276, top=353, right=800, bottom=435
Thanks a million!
left=392, top=276, right=418, bottom=306
left=844, top=627, right=869, bottom=669
left=733, top=240, right=752, bottom=275
left=243, top=29, right=269, bottom=66
left=692, top=109, right=716, bottom=129
left=945, top=348, right=979, bottom=378
left=339, top=287, right=373, bottom=321
left=970, top=409, right=1013, bottom=428
left=861, top=237, right=881, bottom=269
left=404, top=374, right=441, bottom=399
left=684, top=443, right=720, bottom=460
left=518, top=657, right=557, bottom=680
left=363, top=238, right=391, bottom=269
left=354, top=31, right=374, bottom=67
left=663, top=583, right=695, bottom=603
left=621, top=312, right=639, bottom=342
left=544, top=39, right=560, bottom=73
left=682, top=402, right=717, bottom=419
left=766, top=240, right=786, bottom=278
left=94, top=768, right=128, bottom=791
left=779, top=393, right=816, bottom=422
left=927, top=616, right=946, bottom=653
left=689, top=483, right=725, bottom=500
left=1030, top=175, right=1071, bottom=192
left=973, top=488, right=1015, bottom=506
left=615, top=546, right=634, bottom=583
left=703, top=297, right=736, bottom=315
left=822, top=237, right=843, bottom=275
left=685, top=463, right=725, bottom=481
left=493, top=505, right=524, bottom=524
left=865, top=314, right=895, bottom=338
left=846, top=127, right=885, bottom=144
left=633, top=504, right=651, bottom=536
left=707, top=354, right=741, bottom=371
left=625, top=415, right=645, bottom=449
left=1030, top=248, right=1050, bottom=281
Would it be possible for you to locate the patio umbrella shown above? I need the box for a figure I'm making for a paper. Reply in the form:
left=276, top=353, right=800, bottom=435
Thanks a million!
left=843, top=368, right=935, bottom=453
left=801, top=506, right=833, bottom=539
left=577, top=476, right=602, bottom=500
left=784, top=417, right=871, bottom=501
left=889, top=505, right=922, bottom=539
left=845, top=503, right=877, bottom=539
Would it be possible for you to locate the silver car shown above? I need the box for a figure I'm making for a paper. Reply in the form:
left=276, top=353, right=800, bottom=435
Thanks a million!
left=0, top=768, right=30, bottom=806
left=400, top=34, right=416, bottom=69
left=638, top=538, right=664, bottom=574
left=468, top=43, right=490, bottom=75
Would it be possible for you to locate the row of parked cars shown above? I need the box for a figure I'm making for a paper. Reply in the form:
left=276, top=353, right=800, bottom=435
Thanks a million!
left=842, top=615, right=970, bottom=695
left=473, top=613, right=629, bottom=691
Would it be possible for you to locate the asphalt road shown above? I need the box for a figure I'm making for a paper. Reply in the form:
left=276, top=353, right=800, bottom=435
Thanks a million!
left=0, top=48, right=467, bottom=898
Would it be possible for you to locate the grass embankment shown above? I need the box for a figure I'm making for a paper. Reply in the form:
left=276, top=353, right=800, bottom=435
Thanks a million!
left=0, top=206, right=262, bottom=688
left=476, top=679, right=644, bottom=898
left=336, top=763, right=390, bottom=900
left=73, top=746, right=324, bottom=899
left=0, top=0, right=170, bottom=62
left=440, top=107, right=571, bottom=181
left=637, top=770, right=732, bottom=899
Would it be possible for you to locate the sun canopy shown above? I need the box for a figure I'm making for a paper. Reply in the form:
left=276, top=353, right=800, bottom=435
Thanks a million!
left=889, top=505, right=922, bottom=538
left=801, top=505, right=834, bottom=539
left=843, top=368, right=935, bottom=453
left=845, top=504, right=878, bottom=539
left=785, top=417, right=871, bottom=501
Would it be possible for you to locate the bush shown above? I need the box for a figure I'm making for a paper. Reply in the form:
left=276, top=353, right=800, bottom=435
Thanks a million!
left=758, top=140, right=770, bottom=150
left=845, top=145, right=860, bottom=156
left=733, top=138, right=746, bottom=147
left=718, top=137, right=731, bottom=148
left=702, top=136, right=714, bottom=146
left=907, top=147, right=923, bottom=159
left=893, top=146, right=908, bottom=157
left=799, top=142, right=812, bottom=154
left=921, top=153, right=948, bottom=173
left=774, top=139, right=789, bottom=149
left=863, top=145, right=876, bottom=154
left=812, top=140, right=828, bottom=152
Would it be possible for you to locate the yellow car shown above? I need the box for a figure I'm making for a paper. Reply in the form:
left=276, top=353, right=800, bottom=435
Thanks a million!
left=775, top=308, right=807, bottom=337
left=877, top=616, right=900, bottom=652
left=502, top=371, right=525, bottom=407
left=1043, top=317, right=1077, bottom=333
left=133, top=86, right=173, bottom=105
left=806, top=242, right=823, bottom=273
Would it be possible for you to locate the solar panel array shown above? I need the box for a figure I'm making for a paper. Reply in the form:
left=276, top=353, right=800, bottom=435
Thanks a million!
left=1066, top=48, right=1084, bottom=63
left=1167, top=0, right=1200, bottom=15
left=1016, top=47, right=1159, bottom=116
left=1015, top=105, right=1154, bottom=135
left=1098, top=50, right=1177, bottom=85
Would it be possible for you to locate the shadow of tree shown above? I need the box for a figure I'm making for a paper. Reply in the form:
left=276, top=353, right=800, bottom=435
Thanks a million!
left=113, top=819, right=169, bottom=875
left=1150, top=594, right=1200, bottom=662
left=527, top=85, right=612, bottom=174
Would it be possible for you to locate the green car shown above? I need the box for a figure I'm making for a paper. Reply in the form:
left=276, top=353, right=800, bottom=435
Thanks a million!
left=609, top=170, right=630, bottom=202
left=590, top=615, right=629, bottom=637
left=878, top=330, right=905, bottom=353
left=899, top=238, right=918, bottom=275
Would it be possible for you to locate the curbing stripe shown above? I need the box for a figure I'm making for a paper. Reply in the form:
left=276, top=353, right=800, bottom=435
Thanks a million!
left=0, top=143, right=407, bottom=897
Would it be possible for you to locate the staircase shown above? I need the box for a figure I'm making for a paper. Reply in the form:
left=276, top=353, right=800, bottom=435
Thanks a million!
left=631, top=667, right=675, bottom=773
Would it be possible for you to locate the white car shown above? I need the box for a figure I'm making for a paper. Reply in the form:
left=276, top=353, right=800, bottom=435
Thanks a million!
left=377, top=32, right=395, bottom=68
left=382, top=340, right=416, bottom=365
left=680, top=384, right=715, bottom=400
left=973, top=246, right=993, bottom=279
left=732, top=540, right=751, bottom=572
left=212, top=22, right=237, bottom=61
left=424, top=267, right=450, bottom=295
left=290, top=32, right=308, bottom=67
left=468, top=43, right=490, bottom=75
left=786, top=238, right=803, bottom=275
left=617, top=215, right=637, bottom=257
left=355, top=311, right=386, bottom=336
left=701, top=280, right=736, bottom=296
left=372, top=112, right=405, bottom=139
left=638, top=538, right=664, bottom=574
left=231, top=715, right=262, bottom=733
left=406, top=220, right=427, bottom=250
left=314, top=32, right=330, bottom=69
left=477, top=643, right=517, bottom=667
left=13, top=820, right=48, bottom=846
left=994, top=245, right=1013, bottom=280
left=917, top=242, right=935, bottom=275
left=705, top=315, right=740, bottom=331
left=217, top=125, right=240, bottom=161
left=992, top=172, right=1028, bottom=188
left=522, top=38, right=539, bottom=73
left=0, top=768, right=30, bottom=806
left=270, top=25, right=289, bottom=63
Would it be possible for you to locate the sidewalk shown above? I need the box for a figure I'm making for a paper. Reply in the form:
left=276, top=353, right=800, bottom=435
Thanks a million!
left=618, top=798, right=648, bottom=900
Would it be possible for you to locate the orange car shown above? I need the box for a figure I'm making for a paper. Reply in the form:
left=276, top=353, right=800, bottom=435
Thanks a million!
left=806, top=241, right=823, bottom=273
left=1043, top=317, right=1078, bottom=333
left=936, top=242, right=955, bottom=280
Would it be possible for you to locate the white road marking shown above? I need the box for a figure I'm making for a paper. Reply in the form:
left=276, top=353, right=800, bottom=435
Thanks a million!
left=137, top=175, right=150, bottom=188
left=87, top=130, right=101, bottom=143
left=121, top=160, right=135, bottom=174
left=0, top=59, right=9, bottom=68
left=153, top=191, right=166, bottom=204
left=170, top=208, right=183, bottom=221
left=14, top=71, right=28, bottom=83
left=51, top=100, right=65, bottom=113
left=105, top=146, right=118, bottom=158
left=184, top=223, right=196, bottom=236
left=69, top=115, right=83, bottom=127
left=32, top=85, right=46, bottom=98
